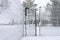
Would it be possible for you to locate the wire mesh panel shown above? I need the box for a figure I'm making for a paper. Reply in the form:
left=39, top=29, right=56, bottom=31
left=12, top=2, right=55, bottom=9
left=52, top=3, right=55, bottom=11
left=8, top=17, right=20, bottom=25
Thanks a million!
left=23, top=7, right=39, bottom=36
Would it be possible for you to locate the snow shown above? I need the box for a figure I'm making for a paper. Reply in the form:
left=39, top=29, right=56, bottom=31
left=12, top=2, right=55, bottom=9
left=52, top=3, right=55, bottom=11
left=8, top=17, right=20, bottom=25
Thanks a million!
left=21, top=36, right=60, bottom=40
left=25, top=24, right=60, bottom=36
left=26, top=24, right=35, bottom=36
left=0, top=0, right=23, bottom=24
left=1, top=0, right=60, bottom=40
left=40, top=27, right=60, bottom=36
left=0, top=25, right=23, bottom=40
left=0, top=0, right=24, bottom=40
left=21, top=26, right=60, bottom=40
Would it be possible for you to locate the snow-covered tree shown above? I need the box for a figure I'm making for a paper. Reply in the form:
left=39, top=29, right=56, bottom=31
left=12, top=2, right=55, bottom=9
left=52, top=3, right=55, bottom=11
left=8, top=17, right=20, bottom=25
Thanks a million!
left=45, top=3, right=52, bottom=22
left=0, top=0, right=10, bottom=14
left=40, top=3, right=52, bottom=26
left=22, top=0, right=37, bottom=24
left=50, top=0, right=60, bottom=26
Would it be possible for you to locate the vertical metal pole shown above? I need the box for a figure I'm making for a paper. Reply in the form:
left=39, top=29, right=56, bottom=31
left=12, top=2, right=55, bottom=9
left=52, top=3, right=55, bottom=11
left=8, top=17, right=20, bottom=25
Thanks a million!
left=39, top=7, right=41, bottom=36
left=25, top=8, right=27, bottom=36
left=35, top=9, right=37, bottom=36
left=24, top=7, right=29, bottom=36
left=39, top=7, right=41, bottom=22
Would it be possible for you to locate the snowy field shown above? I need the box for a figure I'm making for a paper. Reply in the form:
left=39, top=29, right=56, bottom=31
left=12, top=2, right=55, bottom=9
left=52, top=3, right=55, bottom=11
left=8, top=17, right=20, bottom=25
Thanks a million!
left=0, top=25, right=23, bottom=40
left=22, top=25, right=60, bottom=40
left=0, top=0, right=24, bottom=40
left=0, top=24, right=60, bottom=40
left=21, top=36, right=60, bottom=40
left=25, top=24, right=60, bottom=36
left=40, top=27, right=60, bottom=36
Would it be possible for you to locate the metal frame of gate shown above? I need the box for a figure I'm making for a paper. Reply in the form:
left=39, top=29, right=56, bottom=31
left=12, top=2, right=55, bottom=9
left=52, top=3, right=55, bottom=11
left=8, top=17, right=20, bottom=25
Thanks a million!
left=23, top=7, right=41, bottom=36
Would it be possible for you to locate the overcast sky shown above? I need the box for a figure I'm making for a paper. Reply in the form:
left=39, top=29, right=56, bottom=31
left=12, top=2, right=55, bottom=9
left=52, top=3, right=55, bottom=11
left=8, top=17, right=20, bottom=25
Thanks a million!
left=20, top=0, right=51, bottom=7
left=19, top=0, right=51, bottom=14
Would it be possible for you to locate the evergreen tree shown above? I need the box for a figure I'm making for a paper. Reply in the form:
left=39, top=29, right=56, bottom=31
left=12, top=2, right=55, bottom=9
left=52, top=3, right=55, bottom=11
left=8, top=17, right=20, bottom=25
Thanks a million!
left=50, top=0, right=60, bottom=26
left=22, top=0, right=37, bottom=24
left=0, top=0, right=10, bottom=11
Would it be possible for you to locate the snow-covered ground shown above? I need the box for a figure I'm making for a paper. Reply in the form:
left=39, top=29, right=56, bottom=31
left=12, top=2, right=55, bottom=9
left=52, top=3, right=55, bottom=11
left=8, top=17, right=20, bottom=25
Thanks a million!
left=0, top=25, right=23, bottom=40
left=23, top=26, right=60, bottom=40
left=1, top=0, right=60, bottom=40
left=40, top=27, right=60, bottom=36
left=0, top=0, right=24, bottom=40
left=25, top=24, right=60, bottom=36
left=21, top=36, right=60, bottom=40
left=25, top=24, right=35, bottom=36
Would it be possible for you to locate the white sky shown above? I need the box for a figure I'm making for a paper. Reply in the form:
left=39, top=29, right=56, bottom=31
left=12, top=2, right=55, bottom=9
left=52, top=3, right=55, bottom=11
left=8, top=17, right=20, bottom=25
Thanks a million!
left=20, top=0, right=51, bottom=7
